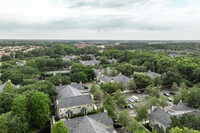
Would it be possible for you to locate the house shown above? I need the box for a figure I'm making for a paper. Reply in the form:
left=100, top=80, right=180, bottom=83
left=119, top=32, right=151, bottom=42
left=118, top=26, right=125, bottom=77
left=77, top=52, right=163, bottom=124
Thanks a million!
left=94, top=67, right=117, bottom=81
left=63, top=112, right=116, bottom=133
left=16, top=61, right=26, bottom=66
left=108, top=58, right=117, bottom=64
left=149, top=108, right=171, bottom=131
left=149, top=101, right=199, bottom=131
left=64, top=55, right=77, bottom=61
left=80, top=59, right=100, bottom=66
left=0, top=82, right=6, bottom=94
left=55, top=84, right=94, bottom=118
left=100, top=73, right=131, bottom=84
left=146, top=70, right=161, bottom=80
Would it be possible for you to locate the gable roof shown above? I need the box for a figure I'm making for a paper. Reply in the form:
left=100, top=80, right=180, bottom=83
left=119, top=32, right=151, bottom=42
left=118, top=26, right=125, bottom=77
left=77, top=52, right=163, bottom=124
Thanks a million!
left=0, top=82, right=6, bottom=93
left=108, top=58, right=117, bottom=64
left=57, top=95, right=93, bottom=109
left=70, top=83, right=85, bottom=90
left=80, top=60, right=100, bottom=66
left=65, top=55, right=77, bottom=60
left=56, top=85, right=83, bottom=99
left=101, top=73, right=131, bottom=84
left=149, top=108, right=171, bottom=127
left=146, top=70, right=161, bottom=79
left=168, top=101, right=199, bottom=116
left=94, top=67, right=116, bottom=76
left=64, top=112, right=114, bottom=133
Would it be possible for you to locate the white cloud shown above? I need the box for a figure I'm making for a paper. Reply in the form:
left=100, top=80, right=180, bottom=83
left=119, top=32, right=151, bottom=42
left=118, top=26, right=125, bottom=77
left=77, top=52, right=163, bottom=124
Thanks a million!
left=0, top=0, right=200, bottom=39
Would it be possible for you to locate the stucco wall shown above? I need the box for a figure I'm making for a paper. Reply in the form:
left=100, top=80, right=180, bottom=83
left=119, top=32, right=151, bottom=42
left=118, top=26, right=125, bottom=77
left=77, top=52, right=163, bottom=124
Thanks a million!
left=149, top=118, right=167, bottom=131
left=57, top=103, right=94, bottom=117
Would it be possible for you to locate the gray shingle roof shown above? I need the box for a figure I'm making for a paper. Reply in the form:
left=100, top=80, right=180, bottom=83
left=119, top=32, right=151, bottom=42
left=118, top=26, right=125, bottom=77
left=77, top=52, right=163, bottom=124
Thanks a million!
left=57, top=95, right=93, bottom=109
left=146, top=70, right=161, bottom=79
left=70, top=83, right=85, bottom=90
left=168, top=102, right=200, bottom=116
left=56, top=85, right=83, bottom=99
left=65, top=55, right=77, bottom=60
left=80, top=60, right=100, bottom=66
left=94, top=67, right=115, bottom=76
left=64, top=112, right=114, bottom=133
left=171, top=102, right=195, bottom=111
left=101, top=73, right=131, bottom=84
left=0, top=82, right=6, bottom=93
left=108, top=58, right=117, bottom=64
left=149, top=108, right=171, bottom=127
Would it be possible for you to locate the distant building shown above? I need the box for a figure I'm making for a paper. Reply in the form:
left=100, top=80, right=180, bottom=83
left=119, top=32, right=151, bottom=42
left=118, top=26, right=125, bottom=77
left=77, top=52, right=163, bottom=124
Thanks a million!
left=64, top=55, right=77, bottom=61
left=107, top=58, right=117, bottom=64
left=80, top=59, right=100, bottom=66
left=55, top=84, right=94, bottom=119
left=16, top=61, right=26, bottom=66
left=0, top=82, right=6, bottom=94
left=149, top=101, right=199, bottom=131
left=74, top=44, right=95, bottom=48
left=94, top=67, right=117, bottom=81
left=100, top=73, right=131, bottom=84
left=63, top=112, right=116, bottom=133
left=146, top=70, right=161, bottom=80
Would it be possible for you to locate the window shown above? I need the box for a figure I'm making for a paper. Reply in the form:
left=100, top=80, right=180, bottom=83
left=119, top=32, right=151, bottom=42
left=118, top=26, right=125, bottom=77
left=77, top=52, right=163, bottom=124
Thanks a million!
left=77, top=107, right=81, bottom=109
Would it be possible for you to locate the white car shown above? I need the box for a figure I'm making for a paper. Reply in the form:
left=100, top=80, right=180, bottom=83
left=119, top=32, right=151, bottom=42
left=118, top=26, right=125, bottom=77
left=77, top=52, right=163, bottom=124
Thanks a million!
left=132, top=95, right=139, bottom=102
left=129, top=98, right=135, bottom=103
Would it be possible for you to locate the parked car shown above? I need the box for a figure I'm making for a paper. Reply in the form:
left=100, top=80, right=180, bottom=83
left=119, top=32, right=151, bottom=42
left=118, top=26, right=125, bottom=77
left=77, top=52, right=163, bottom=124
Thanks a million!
left=129, top=98, right=135, bottom=103
left=170, top=91, right=176, bottom=95
left=132, top=95, right=139, bottom=102
left=163, top=93, right=170, bottom=97
left=168, top=98, right=172, bottom=102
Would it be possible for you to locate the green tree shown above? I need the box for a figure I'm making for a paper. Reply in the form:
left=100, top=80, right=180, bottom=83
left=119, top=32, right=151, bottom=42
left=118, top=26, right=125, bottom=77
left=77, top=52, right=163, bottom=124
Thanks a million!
left=128, top=79, right=137, bottom=90
left=169, top=127, right=200, bottom=133
left=103, top=95, right=115, bottom=110
left=147, top=96, right=159, bottom=111
left=127, top=120, right=145, bottom=133
left=118, top=110, right=131, bottom=127
left=172, top=82, right=179, bottom=90
left=146, top=85, right=160, bottom=98
left=30, top=92, right=51, bottom=128
left=100, top=82, right=118, bottom=94
left=114, top=89, right=122, bottom=100
left=90, top=83, right=97, bottom=94
left=117, top=63, right=134, bottom=77
left=93, top=88, right=103, bottom=101
left=161, top=71, right=183, bottom=87
left=1, top=55, right=12, bottom=61
left=118, top=81, right=127, bottom=91
left=3, top=81, right=15, bottom=92
left=7, top=115, right=29, bottom=133
left=8, top=96, right=29, bottom=133
left=159, top=96, right=168, bottom=109
left=136, top=105, right=148, bottom=122
left=134, top=72, right=152, bottom=89
left=52, top=120, right=69, bottom=133
left=0, top=113, right=8, bottom=133
left=170, top=114, right=200, bottom=130
left=70, top=72, right=88, bottom=83
left=61, top=76, right=71, bottom=85
left=116, top=95, right=126, bottom=109
left=110, top=69, right=117, bottom=77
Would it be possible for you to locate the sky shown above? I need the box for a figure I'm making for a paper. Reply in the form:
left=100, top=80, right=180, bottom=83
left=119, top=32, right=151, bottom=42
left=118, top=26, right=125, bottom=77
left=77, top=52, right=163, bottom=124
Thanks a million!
left=0, top=0, right=200, bottom=40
